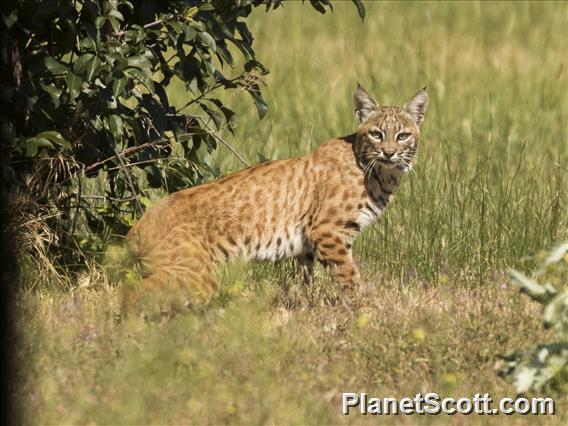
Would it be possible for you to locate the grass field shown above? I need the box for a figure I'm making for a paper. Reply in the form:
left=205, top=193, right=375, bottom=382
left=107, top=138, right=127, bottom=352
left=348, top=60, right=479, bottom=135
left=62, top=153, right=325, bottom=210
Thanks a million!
left=15, top=1, right=568, bottom=424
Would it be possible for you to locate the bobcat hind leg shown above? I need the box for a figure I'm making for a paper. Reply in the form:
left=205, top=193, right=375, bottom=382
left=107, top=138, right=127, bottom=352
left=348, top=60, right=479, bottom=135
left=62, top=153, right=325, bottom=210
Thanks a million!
left=134, top=237, right=219, bottom=314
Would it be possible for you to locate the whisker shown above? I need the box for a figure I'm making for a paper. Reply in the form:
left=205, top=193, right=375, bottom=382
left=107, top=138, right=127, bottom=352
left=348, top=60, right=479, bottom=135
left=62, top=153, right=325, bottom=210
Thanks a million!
left=367, top=157, right=379, bottom=179
left=355, top=151, right=372, bottom=160
left=362, top=156, right=377, bottom=180
left=400, top=157, right=415, bottom=174
left=362, top=160, right=373, bottom=179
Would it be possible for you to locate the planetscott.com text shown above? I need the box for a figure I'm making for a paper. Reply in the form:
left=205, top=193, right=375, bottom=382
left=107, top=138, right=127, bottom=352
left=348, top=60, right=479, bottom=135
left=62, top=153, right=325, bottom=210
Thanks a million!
left=341, top=392, right=555, bottom=416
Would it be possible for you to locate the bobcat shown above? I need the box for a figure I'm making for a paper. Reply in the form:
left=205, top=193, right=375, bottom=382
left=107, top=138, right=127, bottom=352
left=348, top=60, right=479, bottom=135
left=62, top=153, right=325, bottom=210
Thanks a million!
left=126, top=85, right=428, bottom=302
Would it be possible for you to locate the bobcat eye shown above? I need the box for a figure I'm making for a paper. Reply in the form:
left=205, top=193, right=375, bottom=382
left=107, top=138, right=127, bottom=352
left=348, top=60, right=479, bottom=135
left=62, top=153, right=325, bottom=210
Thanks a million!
left=396, top=132, right=412, bottom=142
left=369, top=130, right=384, bottom=141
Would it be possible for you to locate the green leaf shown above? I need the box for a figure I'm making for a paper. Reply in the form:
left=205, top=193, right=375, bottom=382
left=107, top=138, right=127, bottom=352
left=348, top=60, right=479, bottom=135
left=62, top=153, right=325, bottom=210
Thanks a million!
left=26, top=137, right=53, bottom=157
left=124, top=29, right=140, bottom=42
left=309, top=0, right=329, bottom=15
left=544, top=242, right=568, bottom=267
left=232, top=39, right=254, bottom=61
left=125, top=68, right=155, bottom=94
left=509, top=268, right=556, bottom=304
left=235, top=22, right=253, bottom=45
left=108, top=114, right=124, bottom=140
left=40, top=82, right=62, bottom=108
left=144, top=164, right=163, bottom=188
left=189, top=20, right=205, bottom=31
left=199, top=102, right=222, bottom=129
left=65, top=71, right=83, bottom=100
left=253, top=95, right=268, bottom=119
left=351, top=0, right=366, bottom=21
left=187, top=77, right=198, bottom=93
left=244, top=59, right=269, bottom=76
left=542, top=292, right=568, bottom=334
left=73, top=53, right=95, bottom=74
left=140, top=94, right=166, bottom=132
left=183, top=23, right=197, bottom=41
left=81, top=0, right=100, bottom=19
left=127, top=55, right=153, bottom=70
left=107, top=9, right=124, bottom=21
left=108, top=16, right=121, bottom=32
left=216, top=44, right=234, bottom=66
left=246, top=87, right=268, bottom=119
left=139, top=196, right=153, bottom=208
left=95, top=16, right=106, bottom=30
left=44, top=57, right=69, bottom=75
left=198, top=31, right=217, bottom=52
left=1, top=120, right=16, bottom=144
left=198, top=3, right=215, bottom=12
left=80, top=37, right=97, bottom=51
left=36, top=131, right=71, bottom=149
left=112, top=77, right=128, bottom=98
left=202, top=57, right=216, bottom=75
left=2, top=9, right=18, bottom=30
left=209, top=99, right=236, bottom=134
left=86, top=56, right=102, bottom=81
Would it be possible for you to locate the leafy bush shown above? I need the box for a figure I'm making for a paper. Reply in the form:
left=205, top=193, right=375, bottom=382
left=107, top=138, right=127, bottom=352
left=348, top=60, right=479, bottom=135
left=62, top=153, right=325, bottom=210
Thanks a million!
left=0, top=0, right=364, bottom=270
left=497, top=242, right=568, bottom=394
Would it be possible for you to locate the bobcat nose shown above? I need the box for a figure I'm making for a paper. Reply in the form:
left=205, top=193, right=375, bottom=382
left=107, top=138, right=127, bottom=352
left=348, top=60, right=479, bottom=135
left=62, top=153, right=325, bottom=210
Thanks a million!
left=383, top=151, right=394, bottom=159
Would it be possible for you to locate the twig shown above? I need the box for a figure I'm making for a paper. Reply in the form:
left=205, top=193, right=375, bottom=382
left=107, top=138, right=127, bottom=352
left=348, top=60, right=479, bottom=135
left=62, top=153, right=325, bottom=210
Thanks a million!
left=105, top=158, right=163, bottom=172
left=143, top=15, right=173, bottom=29
left=81, top=138, right=170, bottom=176
left=56, top=134, right=177, bottom=187
left=113, top=147, right=143, bottom=215
left=76, top=195, right=139, bottom=202
left=200, top=118, right=251, bottom=168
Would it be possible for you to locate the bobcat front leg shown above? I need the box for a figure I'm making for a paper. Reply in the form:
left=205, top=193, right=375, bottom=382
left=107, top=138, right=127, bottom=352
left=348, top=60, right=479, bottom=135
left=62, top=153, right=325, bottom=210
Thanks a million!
left=310, top=229, right=360, bottom=288
left=296, top=253, right=315, bottom=286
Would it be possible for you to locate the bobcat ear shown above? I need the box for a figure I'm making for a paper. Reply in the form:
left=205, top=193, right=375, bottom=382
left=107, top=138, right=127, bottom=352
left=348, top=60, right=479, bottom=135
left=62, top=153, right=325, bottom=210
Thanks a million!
left=354, top=84, right=379, bottom=123
left=404, top=86, right=429, bottom=127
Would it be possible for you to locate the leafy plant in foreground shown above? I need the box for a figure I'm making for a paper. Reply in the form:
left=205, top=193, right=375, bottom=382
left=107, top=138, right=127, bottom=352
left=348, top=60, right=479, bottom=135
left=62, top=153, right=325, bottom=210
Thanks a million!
left=497, top=242, right=568, bottom=394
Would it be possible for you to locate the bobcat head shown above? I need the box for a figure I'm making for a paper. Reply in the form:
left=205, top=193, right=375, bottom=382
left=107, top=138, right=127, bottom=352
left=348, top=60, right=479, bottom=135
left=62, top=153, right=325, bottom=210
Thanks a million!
left=353, top=85, right=429, bottom=172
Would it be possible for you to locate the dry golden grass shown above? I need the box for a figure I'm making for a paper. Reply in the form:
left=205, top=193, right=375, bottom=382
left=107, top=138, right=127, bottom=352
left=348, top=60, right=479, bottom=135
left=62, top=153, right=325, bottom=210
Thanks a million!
left=13, top=262, right=567, bottom=424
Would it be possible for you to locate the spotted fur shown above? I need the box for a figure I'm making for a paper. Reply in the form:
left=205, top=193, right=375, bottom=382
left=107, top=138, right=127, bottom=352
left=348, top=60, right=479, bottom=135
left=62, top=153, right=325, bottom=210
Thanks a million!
left=127, top=86, right=428, bottom=299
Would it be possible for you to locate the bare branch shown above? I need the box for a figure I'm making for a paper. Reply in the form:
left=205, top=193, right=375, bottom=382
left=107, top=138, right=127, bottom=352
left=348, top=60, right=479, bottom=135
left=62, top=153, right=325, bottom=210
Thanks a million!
left=200, top=118, right=251, bottom=168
